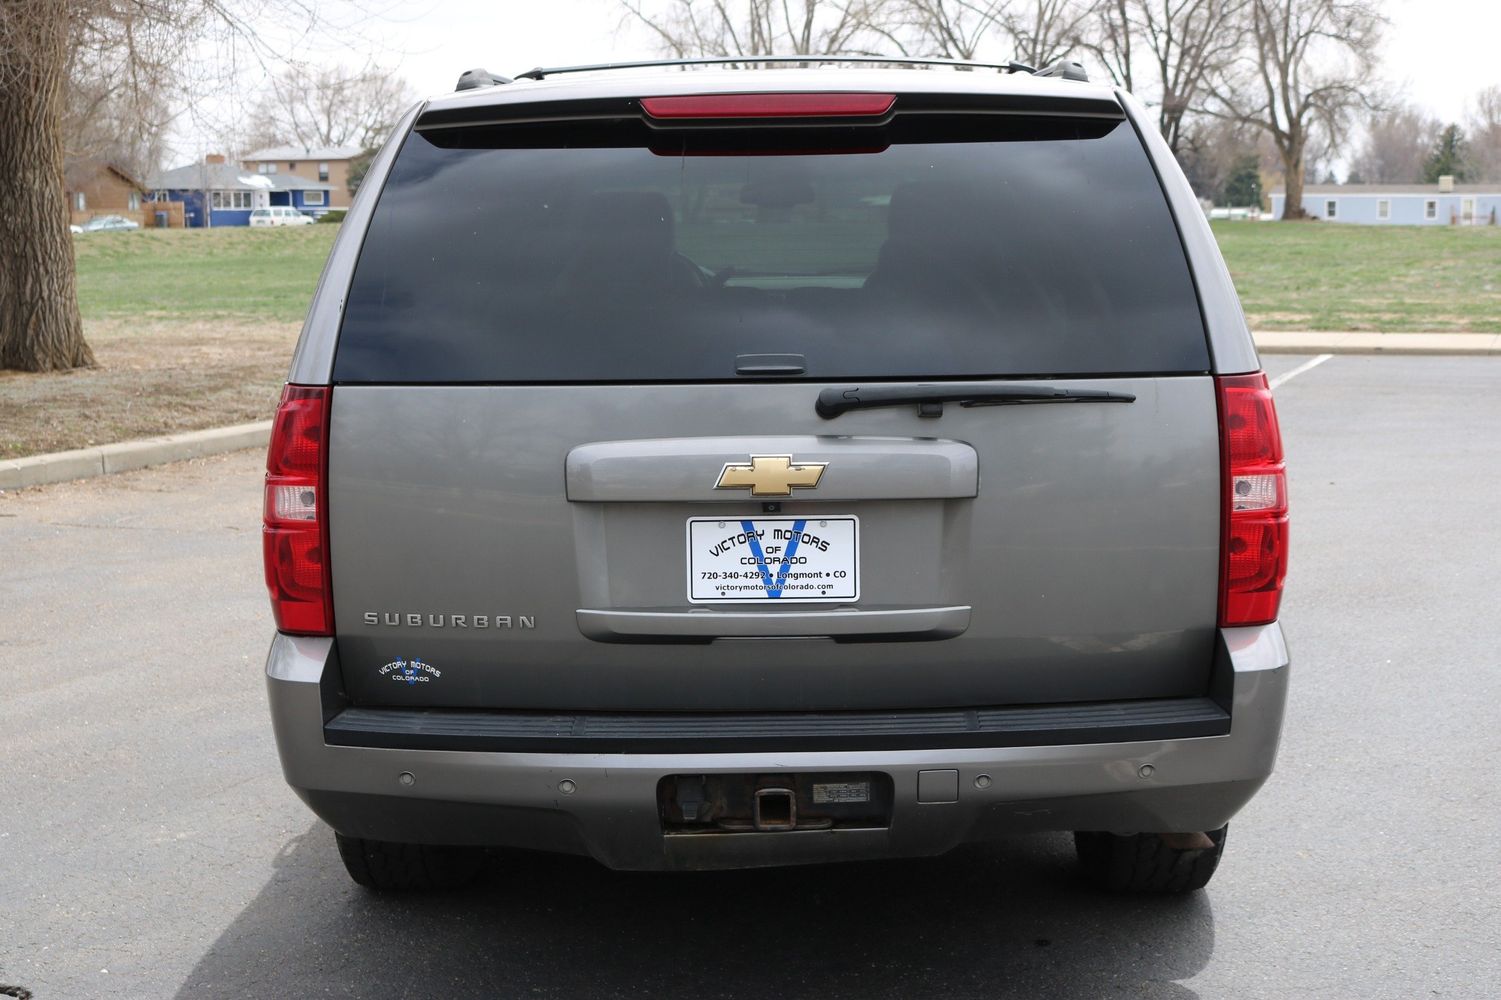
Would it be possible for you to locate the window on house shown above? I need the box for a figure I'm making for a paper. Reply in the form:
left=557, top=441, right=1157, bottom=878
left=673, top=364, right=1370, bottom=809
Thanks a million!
left=1325, top=200, right=1337, bottom=219
left=304, top=190, right=326, bottom=206
left=74, top=192, right=86, bottom=211
left=1462, top=198, right=1475, bottom=222
left=1425, top=200, right=1437, bottom=219
left=1377, top=199, right=1390, bottom=220
left=318, top=161, right=330, bottom=182
left=268, top=163, right=277, bottom=174
left=211, top=190, right=223, bottom=209
left=288, top=162, right=298, bottom=170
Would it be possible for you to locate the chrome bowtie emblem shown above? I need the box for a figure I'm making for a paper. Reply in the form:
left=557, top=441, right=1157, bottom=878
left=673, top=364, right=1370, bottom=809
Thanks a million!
left=714, top=455, right=828, bottom=497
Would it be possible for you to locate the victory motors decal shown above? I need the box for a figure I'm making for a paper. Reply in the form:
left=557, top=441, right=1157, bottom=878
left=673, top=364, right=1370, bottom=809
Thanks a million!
left=378, top=657, right=441, bottom=685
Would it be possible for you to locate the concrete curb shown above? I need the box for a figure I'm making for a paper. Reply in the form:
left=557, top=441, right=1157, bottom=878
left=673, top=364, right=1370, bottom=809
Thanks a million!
left=1254, top=331, right=1501, bottom=355
left=2, top=330, right=1497, bottom=491
left=0, top=421, right=270, bottom=491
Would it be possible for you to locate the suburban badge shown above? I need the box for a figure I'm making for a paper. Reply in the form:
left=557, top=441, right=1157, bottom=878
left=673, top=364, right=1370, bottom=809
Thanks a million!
left=714, top=455, right=828, bottom=497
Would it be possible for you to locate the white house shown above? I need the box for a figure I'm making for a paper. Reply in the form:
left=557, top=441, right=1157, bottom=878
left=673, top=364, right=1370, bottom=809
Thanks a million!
left=1270, top=177, right=1501, bottom=226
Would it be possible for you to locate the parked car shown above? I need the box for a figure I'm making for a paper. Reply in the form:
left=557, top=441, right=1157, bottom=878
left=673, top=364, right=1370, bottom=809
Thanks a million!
left=80, top=215, right=139, bottom=232
left=250, top=206, right=315, bottom=227
left=263, top=58, right=1290, bottom=894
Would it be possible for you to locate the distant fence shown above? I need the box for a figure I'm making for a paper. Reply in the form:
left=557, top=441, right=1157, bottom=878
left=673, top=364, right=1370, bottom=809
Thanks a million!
left=1206, top=206, right=1265, bottom=221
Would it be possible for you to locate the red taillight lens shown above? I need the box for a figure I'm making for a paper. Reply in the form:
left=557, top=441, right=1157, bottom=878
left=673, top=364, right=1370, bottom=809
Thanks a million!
left=1217, top=373, right=1289, bottom=627
left=263, top=385, right=332, bottom=635
left=641, top=93, right=896, bottom=119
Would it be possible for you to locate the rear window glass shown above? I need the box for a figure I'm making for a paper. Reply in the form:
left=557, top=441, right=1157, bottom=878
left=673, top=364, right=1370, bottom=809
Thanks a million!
left=334, top=111, right=1208, bottom=382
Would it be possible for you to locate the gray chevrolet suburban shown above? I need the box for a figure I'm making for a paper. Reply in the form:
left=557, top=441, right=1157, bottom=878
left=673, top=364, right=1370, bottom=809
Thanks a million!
left=262, top=57, right=1290, bottom=893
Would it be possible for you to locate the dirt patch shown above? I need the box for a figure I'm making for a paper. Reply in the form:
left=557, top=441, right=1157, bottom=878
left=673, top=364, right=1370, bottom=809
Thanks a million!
left=0, top=318, right=297, bottom=459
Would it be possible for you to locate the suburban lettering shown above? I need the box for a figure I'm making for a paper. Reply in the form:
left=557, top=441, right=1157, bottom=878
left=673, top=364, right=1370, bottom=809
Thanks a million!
left=357, top=611, right=535, bottom=629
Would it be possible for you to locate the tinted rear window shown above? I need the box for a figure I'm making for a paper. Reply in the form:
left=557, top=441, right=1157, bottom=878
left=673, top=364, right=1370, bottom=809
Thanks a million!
left=335, top=110, right=1208, bottom=382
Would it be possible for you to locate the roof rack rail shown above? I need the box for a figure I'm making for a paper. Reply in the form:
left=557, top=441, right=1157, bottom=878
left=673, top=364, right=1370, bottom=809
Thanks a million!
left=456, top=68, right=513, bottom=92
left=513, top=55, right=1046, bottom=81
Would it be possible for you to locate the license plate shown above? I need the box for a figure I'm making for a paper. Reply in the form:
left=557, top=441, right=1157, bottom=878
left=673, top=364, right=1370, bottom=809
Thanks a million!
left=687, top=516, right=859, bottom=604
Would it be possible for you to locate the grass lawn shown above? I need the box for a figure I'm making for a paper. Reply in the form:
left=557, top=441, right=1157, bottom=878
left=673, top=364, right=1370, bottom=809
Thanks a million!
left=73, top=225, right=338, bottom=323
left=4, top=219, right=1499, bottom=461
left=70, top=220, right=1501, bottom=334
left=1, top=226, right=334, bottom=460
left=1211, top=220, right=1501, bottom=333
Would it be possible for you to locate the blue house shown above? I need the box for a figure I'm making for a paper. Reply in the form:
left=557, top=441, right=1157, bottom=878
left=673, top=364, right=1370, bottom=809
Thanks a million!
left=147, top=155, right=335, bottom=227
left=1270, top=180, right=1501, bottom=226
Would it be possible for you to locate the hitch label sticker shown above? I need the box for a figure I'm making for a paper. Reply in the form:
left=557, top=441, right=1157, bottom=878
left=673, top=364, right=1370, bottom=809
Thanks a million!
left=813, top=781, right=871, bottom=804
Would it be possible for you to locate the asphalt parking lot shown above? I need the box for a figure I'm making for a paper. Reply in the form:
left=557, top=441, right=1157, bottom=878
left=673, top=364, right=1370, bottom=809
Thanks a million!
left=2, top=354, right=1498, bottom=999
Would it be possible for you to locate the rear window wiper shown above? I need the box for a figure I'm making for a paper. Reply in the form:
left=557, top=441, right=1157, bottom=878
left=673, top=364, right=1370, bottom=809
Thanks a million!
left=816, top=382, right=1136, bottom=418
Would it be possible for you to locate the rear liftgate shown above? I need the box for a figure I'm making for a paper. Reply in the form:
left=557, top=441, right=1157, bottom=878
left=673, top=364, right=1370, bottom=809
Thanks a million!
left=325, top=86, right=1225, bottom=716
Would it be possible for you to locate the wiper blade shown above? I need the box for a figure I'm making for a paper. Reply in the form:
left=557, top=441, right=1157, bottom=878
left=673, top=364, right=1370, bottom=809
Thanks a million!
left=816, top=382, right=1136, bottom=419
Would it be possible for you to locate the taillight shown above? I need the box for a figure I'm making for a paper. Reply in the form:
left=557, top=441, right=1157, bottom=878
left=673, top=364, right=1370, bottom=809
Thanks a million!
left=263, top=385, right=332, bottom=635
left=641, top=93, right=896, bottom=119
left=1216, top=373, right=1288, bottom=627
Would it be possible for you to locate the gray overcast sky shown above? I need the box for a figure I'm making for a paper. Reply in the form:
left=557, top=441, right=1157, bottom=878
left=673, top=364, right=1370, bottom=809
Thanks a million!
left=198, top=0, right=1500, bottom=155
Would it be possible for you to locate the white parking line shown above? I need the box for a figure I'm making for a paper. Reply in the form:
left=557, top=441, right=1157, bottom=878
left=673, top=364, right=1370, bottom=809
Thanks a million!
left=1270, top=353, right=1334, bottom=390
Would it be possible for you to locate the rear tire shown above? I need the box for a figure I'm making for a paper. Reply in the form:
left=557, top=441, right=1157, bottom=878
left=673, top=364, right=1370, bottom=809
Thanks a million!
left=334, top=832, right=484, bottom=891
left=1073, top=824, right=1227, bottom=893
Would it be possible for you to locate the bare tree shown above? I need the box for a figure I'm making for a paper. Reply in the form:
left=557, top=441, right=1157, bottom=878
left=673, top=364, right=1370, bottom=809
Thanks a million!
left=1001, top=0, right=1099, bottom=68
left=3, top=2, right=214, bottom=370
left=61, top=37, right=173, bottom=181
left=1089, top=0, right=1249, bottom=155
left=896, top=0, right=1098, bottom=66
left=246, top=61, right=414, bottom=151
left=0, top=1, right=377, bottom=372
left=897, top=1, right=1001, bottom=59
left=1347, top=104, right=1441, bottom=184
left=1465, top=85, right=1501, bottom=184
left=1, top=2, right=99, bottom=371
left=1175, top=114, right=1261, bottom=198
left=1206, top=0, right=1383, bottom=220
left=619, top=0, right=900, bottom=57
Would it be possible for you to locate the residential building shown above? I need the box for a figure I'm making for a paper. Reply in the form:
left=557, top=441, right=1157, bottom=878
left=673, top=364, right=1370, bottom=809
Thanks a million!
left=147, top=154, right=334, bottom=227
left=1270, top=178, right=1501, bottom=225
left=64, top=160, right=148, bottom=227
left=240, top=144, right=363, bottom=208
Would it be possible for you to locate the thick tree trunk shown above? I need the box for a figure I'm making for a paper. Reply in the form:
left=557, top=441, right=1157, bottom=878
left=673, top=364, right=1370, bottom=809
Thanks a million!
left=0, top=5, right=95, bottom=372
left=1279, top=142, right=1307, bottom=221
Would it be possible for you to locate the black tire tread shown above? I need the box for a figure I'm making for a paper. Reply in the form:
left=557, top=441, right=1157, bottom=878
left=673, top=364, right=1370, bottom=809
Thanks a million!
left=1073, top=824, right=1227, bottom=893
left=335, top=832, right=482, bottom=891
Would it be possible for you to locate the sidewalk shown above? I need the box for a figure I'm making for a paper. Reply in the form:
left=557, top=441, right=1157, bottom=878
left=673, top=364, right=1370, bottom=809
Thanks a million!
left=2, top=329, right=1497, bottom=491
left=1254, top=330, right=1500, bottom=355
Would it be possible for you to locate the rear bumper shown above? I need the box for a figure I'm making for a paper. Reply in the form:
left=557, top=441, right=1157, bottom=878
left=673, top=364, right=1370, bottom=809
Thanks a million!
left=266, top=625, right=1289, bottom=871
